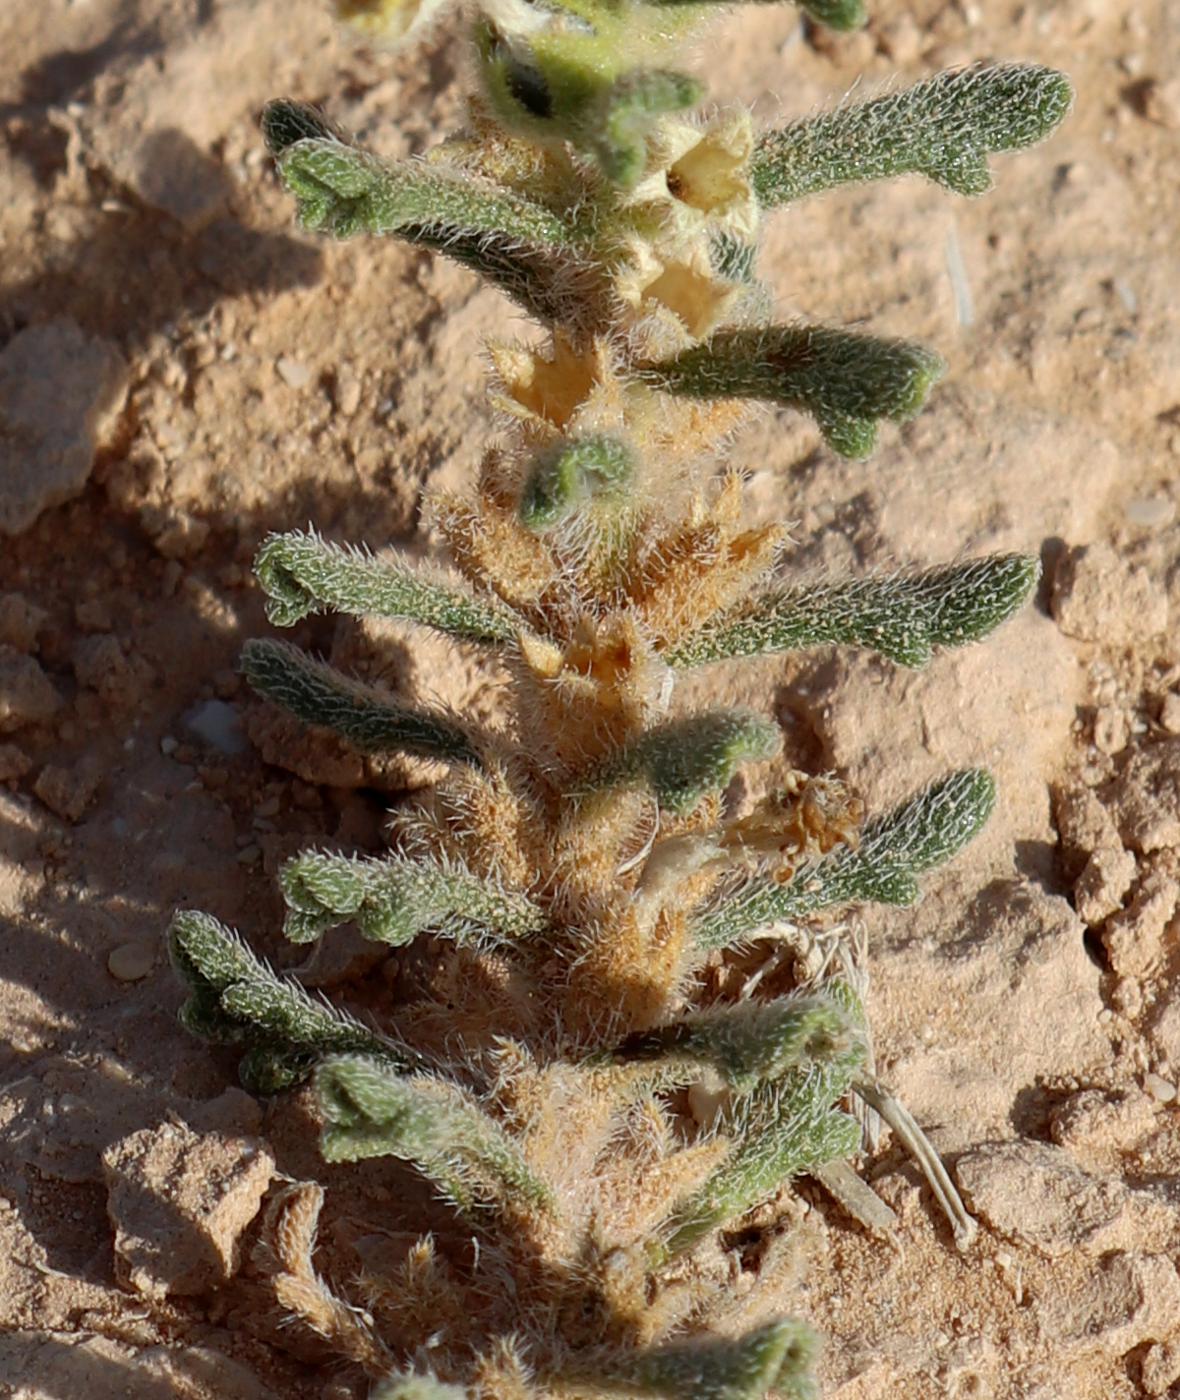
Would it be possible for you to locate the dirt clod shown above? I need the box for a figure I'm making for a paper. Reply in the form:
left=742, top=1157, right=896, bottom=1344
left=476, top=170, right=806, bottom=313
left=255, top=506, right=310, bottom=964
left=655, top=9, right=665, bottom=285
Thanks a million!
left=103, top=1118, right=275, bottom=1299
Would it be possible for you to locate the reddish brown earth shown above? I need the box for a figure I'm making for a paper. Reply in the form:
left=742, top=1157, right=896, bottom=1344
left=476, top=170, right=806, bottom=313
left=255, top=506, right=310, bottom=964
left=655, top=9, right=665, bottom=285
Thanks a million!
left=1, top=2, right=1178, bottom=1396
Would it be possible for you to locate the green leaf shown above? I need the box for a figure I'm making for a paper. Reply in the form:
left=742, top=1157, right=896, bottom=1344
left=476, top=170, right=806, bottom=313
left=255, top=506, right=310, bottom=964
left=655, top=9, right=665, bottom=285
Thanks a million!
left=692, top=769, right=996, bottom=949
left=667, top=555, right=1040, bottom=669
left=316, top=1055, right=550, bottom=1216
left=753, top=64, right=1074, bottom=207
left=167, top=911, right=408, bottom=1090
left=274, top=129, right=584, bottom=321
left=661, top=1058, right=863, bottom=1257
left=241, top=638, right=481, bottom=767
left=584, top=711, right=781, bottom=816
left=588, top=1319, right=820, bottom=1400
left=255, top=529, right=521, bottom=640
left=641, top=326, right=944, bottom=459
left=610, top=994, right=863, bottom=1094
left=279, top=850, right=546, bottom=946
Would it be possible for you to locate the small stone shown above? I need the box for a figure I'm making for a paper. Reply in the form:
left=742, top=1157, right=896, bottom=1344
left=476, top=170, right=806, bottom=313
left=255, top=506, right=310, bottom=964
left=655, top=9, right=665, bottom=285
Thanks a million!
left=33, top=762, right=102, bottom=822
left=1160, top=694, right=1180, bottom=736
left=1092, top=706, right=1129, bottom=755
left=0, top=319, right=129, bottom=535
left=0, top=646, right=62, bottom=732
left=276, top=356, right=312, bottom=390
left=1144, top=1073, right=1177, bottom=1105
left=235, top=843, right=261, bottom=865
left=1125, top=495, right=1176, bottom=530
left=0, top=593, right=47, bottom=652
left=107, top=941, right=156, bottom=982
left=160, top=735, right=179, bottom=755
left=103, top=1118, right=274, bottom=1298
left=182, top=698, right=248, bottom=755
left=333, top=364, right=362, bottom=416
left=1074, top=844, right=1136, bottom=926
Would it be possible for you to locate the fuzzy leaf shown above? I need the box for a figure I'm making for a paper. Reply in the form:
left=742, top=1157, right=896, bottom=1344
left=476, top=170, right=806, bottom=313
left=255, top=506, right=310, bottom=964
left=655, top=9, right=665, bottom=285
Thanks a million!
left=271, top=113, right=583, bottom=321
left=641, top=326, right=944, bottom=459
left=662, top=1057, right=863, bottom=1256
left=241, top=638, right=480, bottom=766
left=254, top=530, right=520, bottom=639
left=611, top=994, right=863, bottom=1093
left=519, top=436, right=634, bottom=532
left=316, top=1055, right=550, bottom=1215
left=602, top=1319, right=820, bottom=1400
left=753, top=64, right=1074, bottom=207
left=585, top=711, right=781, bottom=816
left=168, top=911, right=408, bottom=1091
left=279, top=850, right=546, bottom=946
left=692, top=769, right=996, bottom=949
left=667, top=555, right=1040, bottom=669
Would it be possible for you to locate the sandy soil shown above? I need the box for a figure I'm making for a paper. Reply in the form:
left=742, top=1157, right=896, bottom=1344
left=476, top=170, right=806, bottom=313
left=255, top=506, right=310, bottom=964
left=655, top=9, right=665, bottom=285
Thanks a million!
left=1, top=1, right=1178, bottom=1396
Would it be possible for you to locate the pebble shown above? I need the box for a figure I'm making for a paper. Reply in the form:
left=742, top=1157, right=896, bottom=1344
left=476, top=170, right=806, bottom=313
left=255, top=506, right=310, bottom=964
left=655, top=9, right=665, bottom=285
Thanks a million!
left=333, top=364, right=362, bottom=416
left=1161, top=694, right=1180, bottom=736
left=182, top=698, right=248, bottom=755
left=33, top=761, right=102, bottom=822
left=108, top=942, right=156, bottom=982
left=276, top=356, right=312, bottom=390
left=1144, top=1073, right=1177, bottom=1104
left=1125, top=495, right=1176, bottom=530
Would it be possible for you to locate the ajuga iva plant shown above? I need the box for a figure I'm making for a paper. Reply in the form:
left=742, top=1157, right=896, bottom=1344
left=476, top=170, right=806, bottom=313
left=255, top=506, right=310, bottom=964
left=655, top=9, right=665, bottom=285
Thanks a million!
left=170, top=4, right=1072, bottom=1395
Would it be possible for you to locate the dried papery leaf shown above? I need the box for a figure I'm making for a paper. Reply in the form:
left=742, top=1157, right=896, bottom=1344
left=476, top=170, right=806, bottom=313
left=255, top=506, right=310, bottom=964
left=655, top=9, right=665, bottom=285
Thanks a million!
left=263, top=1182, right=393, bottom=1376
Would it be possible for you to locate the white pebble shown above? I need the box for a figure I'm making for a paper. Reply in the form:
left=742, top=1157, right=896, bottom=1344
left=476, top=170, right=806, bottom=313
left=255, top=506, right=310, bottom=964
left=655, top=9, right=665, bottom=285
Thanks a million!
left=1125, top=495, right=1176, bottom=529
left=108, top=942, right=155, bottom=981
left=276, top=356, right=312, bottom=390
left=1144, top=1072, right=1177, bottom=1103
